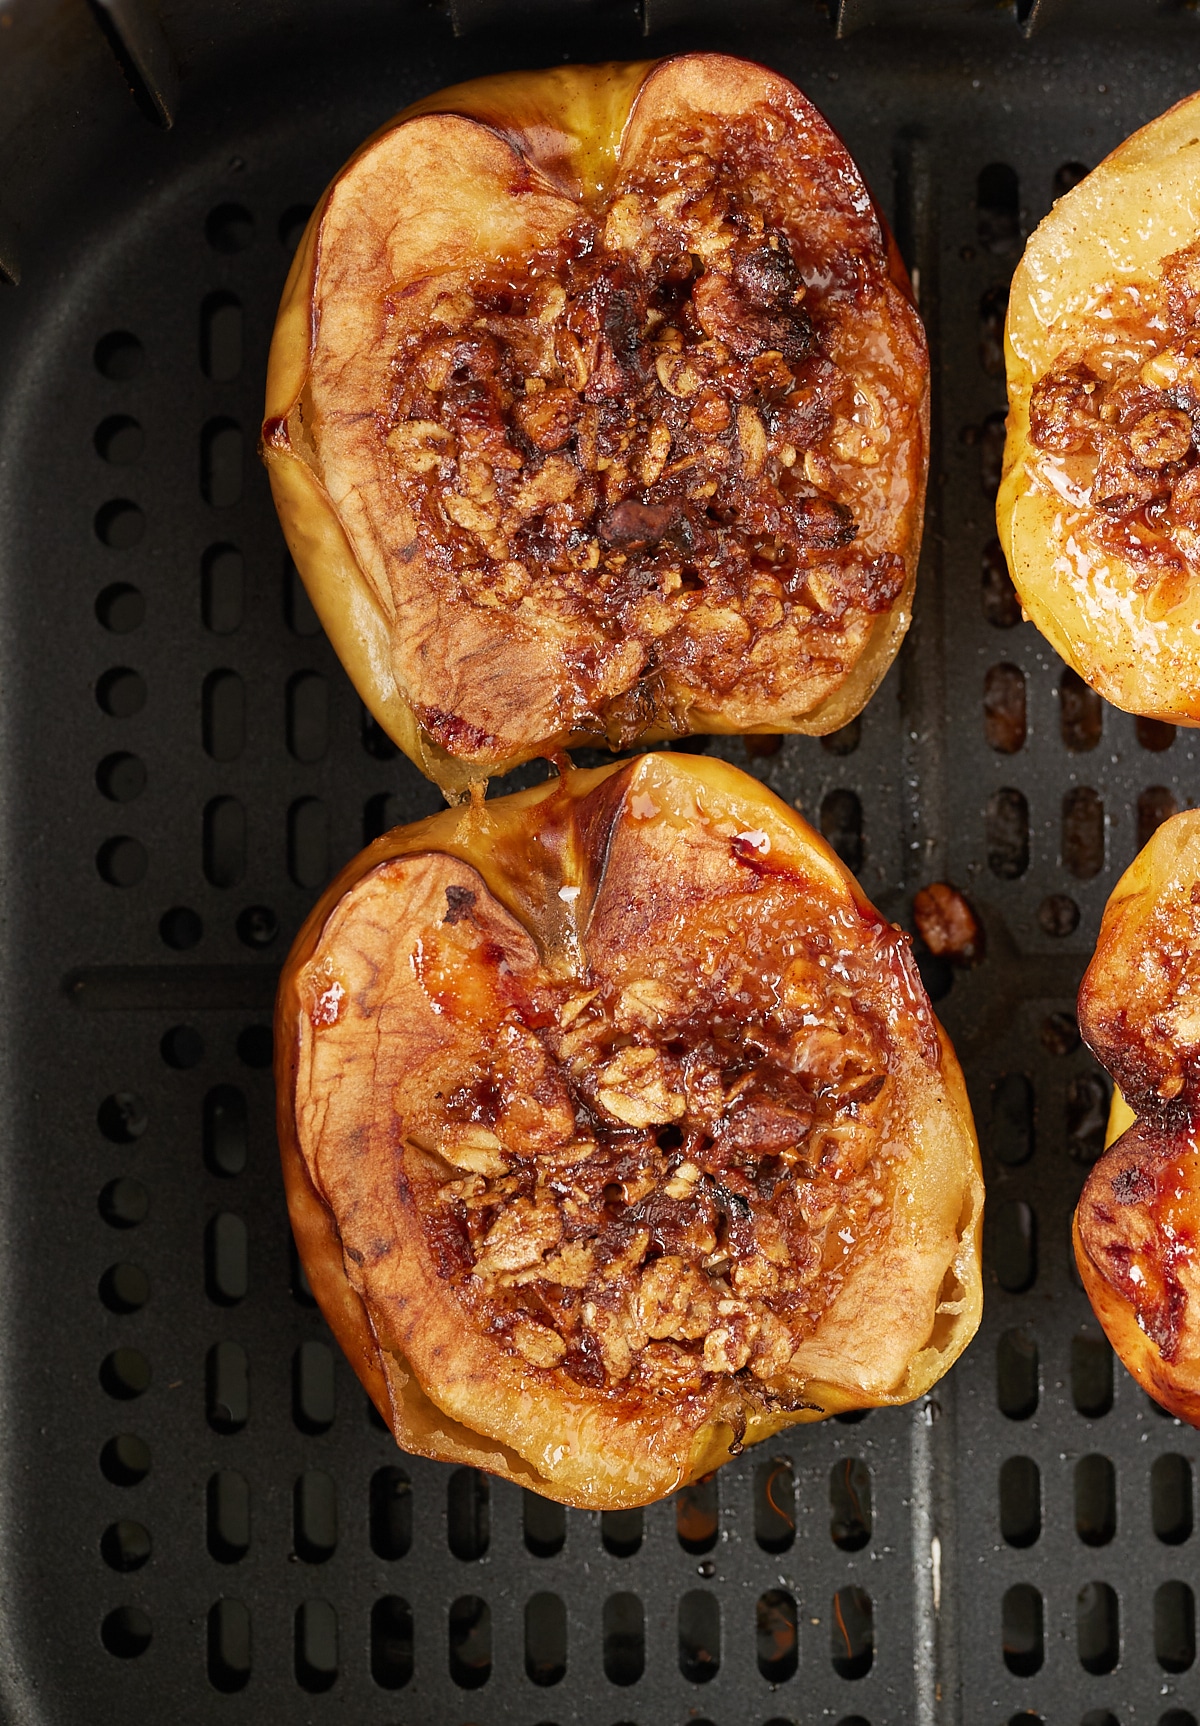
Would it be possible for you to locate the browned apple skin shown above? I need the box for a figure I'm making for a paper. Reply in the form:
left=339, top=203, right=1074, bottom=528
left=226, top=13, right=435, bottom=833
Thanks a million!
left=263, top=54, right=929, bottom=795
left=276, top=752, right=982, bottom=1508
left=1075, top=809, right=1200, bottom=1422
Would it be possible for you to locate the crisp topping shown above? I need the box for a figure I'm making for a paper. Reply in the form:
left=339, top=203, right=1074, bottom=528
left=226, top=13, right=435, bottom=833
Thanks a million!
left=379, top=107, right=924, bottom=748
left=1027, top=238, right=1200, bottom=588
left=418, top=871, right=919, bottom=1397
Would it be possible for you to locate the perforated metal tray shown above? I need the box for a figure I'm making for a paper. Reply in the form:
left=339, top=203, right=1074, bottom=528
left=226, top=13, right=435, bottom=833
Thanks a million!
left=1, top=2, right=1198, bottom=1721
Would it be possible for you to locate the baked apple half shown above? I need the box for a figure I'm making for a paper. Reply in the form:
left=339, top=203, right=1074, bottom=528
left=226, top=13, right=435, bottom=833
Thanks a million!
left=263, top=54, right=929, bottom=795
left=1076, top=809, right=1200, bottom=1421
left=277, top=751, right=982, bottom=1507
left=999, top=92, right=1200, bottom=721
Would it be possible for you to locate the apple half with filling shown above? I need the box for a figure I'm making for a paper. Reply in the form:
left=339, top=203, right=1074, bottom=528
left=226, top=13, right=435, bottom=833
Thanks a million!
left=1076, top=809, right=1200, bottom=1421
left=262, top=53, right=929, bottom=795
left=999, top=91, right=1200, bottom=722
left=277, top=751, right=982, bottom=1507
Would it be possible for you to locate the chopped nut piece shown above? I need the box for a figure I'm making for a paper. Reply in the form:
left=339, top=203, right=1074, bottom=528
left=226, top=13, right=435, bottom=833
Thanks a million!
left=540, top=1241, right=597, bottom=1287
left=474, top=1195, right=563, bottom=1277
left=1129, top=406, right=1192, bottom=468
left=614, top=978, right=680, bottom=1029
left=386, top=418, right=455, bottom=472
left=440, top=1125, right=509, bottom=1177
left=912, top=882, right=984, bottom=965
left=703, top=1303, right=760, bottom=1374
left=512, top=1320, right=567, bottom=1368
left=664, top=1160, right=703, bottom=1200
left=597, top=1046, right=685, bottom=1127
left=637, top=1255, right=716, bottom=1340
left=513, top=387, right=582, bottom=452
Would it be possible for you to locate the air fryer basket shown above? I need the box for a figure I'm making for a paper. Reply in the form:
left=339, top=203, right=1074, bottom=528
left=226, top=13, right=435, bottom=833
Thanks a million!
left=0, top=1, right=1197, bottom=1720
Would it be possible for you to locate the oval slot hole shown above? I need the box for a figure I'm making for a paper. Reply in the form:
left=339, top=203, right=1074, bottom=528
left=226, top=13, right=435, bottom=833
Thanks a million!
left=993, top=1200, right=1036, bottom=1293
left=830, top=1457, right=872, bottom=1550
left=1077, top=1581, right=1119, bottom=1675
left=449, top=1594, right=491, bottom=1689
left=1075, top=1454, right=1116, bottom=1547
left=201, top=417, right=243, bottom=508
left=1060, top=667, right=1102, bottom=751
left=289, top=797, right=329, bottom=889
left=676, top=1474, right=718, bottom=1553
left=295, top=1598, right=338, bottom=1693
left=207, top=1469, right=250, bottom=1563
left=287, top=670, right=329, bottom=763
left=992, top=1073, right=1034, bottom=1166
left=754, top=1455, right=795, bottom=1553
left=819, top=788, right=863, bottom=872
left=525, top=1592, right=566, bottom=1687
left=207, top=1598, right=250, bottom=1692
left=1156, top=1580, right=1196, bottom=1673
left=1002, top=1583, right=1043, bottom=1676
left=984, top=663, right=1026, bottom=753
left=1063, top=786, right=1105, bottom=880
left=987, top=788, right=1029, bottom=879
left=523, top=1491, right=565, bottom=1557
left=603, top=1592, right=644, bottom=1686
left=205, top=1212, right=247, bottom=1305
left=1139, top=785, right=1179, bottom=850
left=293, top=1339, right=334, bottom=1434
left=370, top=1466, right=412, bottom=1560
left=997, top=1328, right=1039, bottom=1420
left=1152, top=1454, right=1193, bottom=1545
left=831, top=1585, right=873, bottom=1679
left=601, top=1508, right=642, bottom=1557
left=1072, top=1330, right=1114, bottom=1417
left=371, top=1595, right=413, bottom=1690
left=200, top=292, right=243, bottom=382
left=203, top=1085, right=247, bottom=1177
left=757, top=1589, right=797, bottom=1682
left=207, top=1341, right=248, bottom=1433
left=202, top=544, right=243, bottom=635
left=678, top=1590, right=721, bottom=1683
left=447, top=1468, right=490, bottom=1560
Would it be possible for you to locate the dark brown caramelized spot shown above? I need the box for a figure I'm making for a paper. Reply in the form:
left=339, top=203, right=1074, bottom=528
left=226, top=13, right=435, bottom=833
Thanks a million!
left=429, top=879, right=926, bottom=1397
left=1079, top=1118, right=1200, bottom=1362
left=383, top=109, right=922, bottom=740
left=1026, top=239, right=1200, bottom=583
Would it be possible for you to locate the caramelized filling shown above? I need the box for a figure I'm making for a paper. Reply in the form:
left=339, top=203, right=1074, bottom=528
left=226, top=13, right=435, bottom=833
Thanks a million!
left=1027, top=238, right=1200, bottom=594
left=381, top=110, right=923, bottom=747
left=309, top=843, right=931, bottom=1402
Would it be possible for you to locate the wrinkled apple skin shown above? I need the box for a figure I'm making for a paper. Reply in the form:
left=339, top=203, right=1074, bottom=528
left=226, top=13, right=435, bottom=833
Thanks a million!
left=1076, top=810, right=1200, bottom=1422
left=999, top=92, right=1200, bottom=723
left=276, top=751, right=982, bottom=1508
left=262, top=55, right=928, bottom=796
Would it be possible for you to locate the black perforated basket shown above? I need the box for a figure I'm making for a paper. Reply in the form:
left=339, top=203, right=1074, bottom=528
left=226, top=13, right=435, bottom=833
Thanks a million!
left=1, top=2, right=1198, bottom=1721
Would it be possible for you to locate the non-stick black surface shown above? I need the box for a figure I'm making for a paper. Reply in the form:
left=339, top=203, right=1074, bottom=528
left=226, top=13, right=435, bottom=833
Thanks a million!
left=0, top=2, right=1198, bottom=1721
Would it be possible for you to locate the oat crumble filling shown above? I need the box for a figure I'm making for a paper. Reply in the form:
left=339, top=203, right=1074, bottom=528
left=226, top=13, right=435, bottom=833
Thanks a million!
left=1026, top=238, right=1200, bottom=596
left=380, top=862, right=923, bottom=1401
left=380, top=113, right=923, bottom=748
